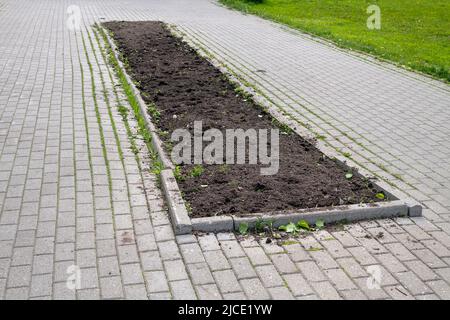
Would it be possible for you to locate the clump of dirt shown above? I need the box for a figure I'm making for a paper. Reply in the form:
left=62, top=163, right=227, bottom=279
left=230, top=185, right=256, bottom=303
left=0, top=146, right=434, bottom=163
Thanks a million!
left=104, top=21, right=384, bottom=218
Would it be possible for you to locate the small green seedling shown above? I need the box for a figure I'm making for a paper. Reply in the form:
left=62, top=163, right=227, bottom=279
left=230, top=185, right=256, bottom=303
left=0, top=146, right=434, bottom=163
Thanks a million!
left=297, top=220, right=310, bottom=231
left=375, top=192, right=385, bottom=200
left=190, top=165, right=204, bottom=178
left=147, top=104, right=161, bottom=122
left=254, top=218, right=273, bottom=233
left=315, top=219, right=325, bottom=230
left=174, top=165, right=185, bottom=182
left=279, top=222, right=301, bottom=235
left=239, top=222, right=249, bottom=235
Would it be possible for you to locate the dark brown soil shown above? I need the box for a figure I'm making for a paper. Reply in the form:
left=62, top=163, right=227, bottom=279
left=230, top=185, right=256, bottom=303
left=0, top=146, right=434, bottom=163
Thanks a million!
left=104, top=21, right=384, bottom=218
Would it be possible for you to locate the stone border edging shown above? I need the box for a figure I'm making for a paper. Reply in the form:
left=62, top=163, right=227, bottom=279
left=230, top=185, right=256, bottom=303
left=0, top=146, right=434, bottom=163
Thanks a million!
left=102, top=24, right=421, bottom=236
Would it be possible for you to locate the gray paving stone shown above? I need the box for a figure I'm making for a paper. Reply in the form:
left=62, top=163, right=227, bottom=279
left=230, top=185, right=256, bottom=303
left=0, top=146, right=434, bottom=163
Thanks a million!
left=7, top=265, right=31, bottom=288
left=120, top=263, right=145, bottom=285
left=136, top=234, right=157, bottom=252
left=100, top=276, right=124, bottom=299
left=267, top=286, right=294, bottom=300
left=153, top=224, right=174, bottom=242
left=255, top=265, right=284, bottom=288
left=309, top=250, right=339, bottom=270
left=220, top=240, right=245, bottom=259
left=396, top=271, right=432, bottom=295
left=340, top=289, right=367, bottom=300
left=427, top=280, right=450, bottom=300
left=354, top=277, right=389, bottom=300
left=230, top=257, right=257, bottom=279
left=198, top=234, right=220, bottom=251
left=144, top=271, right=169, bottom=293
left=213, top=269, right=242, bottom=294
left=148, top=291, right=172, bottom=300
left=11, top=246, right=33, bottom=266
left=98, top=256, right=121, bottom=277
left=269, top=253, right=298, bottom=274
left=336, top=257, right=368, bottom=278
left=282, top=243, right=311, bottom=262
left=30, top=274, right=53, bottom=298
left=243, top=246, right=271, bottom=266
left=35, top=237, right=55, bottom=255
left=204, top=250, right=231, bottom=272
left=170, top=280, right=197, bottom=300
left=140, top=250, right=164, bottom=271
left=415, top=293, right=440, bottom=300
left=164, top=259, right=189, bottom=282
left=117, top=245, right=140, bottom=264
left=5, top=287, right=29, bottom=300
left=320, top=239, right=351, bottom=258
left=76, top=249, right=97, bottom=268
left=404, top=260, right=439, bottom=281
left=324, top=268, right=357, bottom=290
left=32, top=254, right=54, bottom=275
left=223, top=292, right=247, bottom=300
left=77, top=288, right=100, bottom=300
left=385, top=285, right=415, bottom=300
left=413, top=248, right=447, bottom=268
left=240, top=278, right=270, bottom=300
left=157, top=240, right=181, bottom=261
left=96, top=239, right=117, bottom=258
left=376, top=253, right=407, bottom=274
left=422, top=239, right=450, bottom=258
left=296, top=260, right=327, bottom=282
left=310, top=281, right=342, bottom=300
left=175, top=234, right=197, bottom=244
left=186, top=262, right=214, bottom=285
left=79, top=267, right=99, bottom=290
left=179, top=243, right=205, bottom=264
left=53, top=282, right=77, bottom=300
left=196, top=284, right=222, bottom=300
left=124, top=284, right=148, bottom=300
left=348, top=247, right=378, bottom=266
left=385, top=243, right=416, bottom=261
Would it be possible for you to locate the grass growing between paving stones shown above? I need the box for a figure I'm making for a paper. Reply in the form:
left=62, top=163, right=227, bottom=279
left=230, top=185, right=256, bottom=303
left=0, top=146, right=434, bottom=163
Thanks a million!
left=95, top=25, right=164, bottom=182
left=220, top=0, right=450, bottom=82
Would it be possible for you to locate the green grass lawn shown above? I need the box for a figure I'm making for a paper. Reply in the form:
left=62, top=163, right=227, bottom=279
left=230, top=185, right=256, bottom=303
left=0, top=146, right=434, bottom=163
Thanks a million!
left=220, top=0, right=450, bottom=82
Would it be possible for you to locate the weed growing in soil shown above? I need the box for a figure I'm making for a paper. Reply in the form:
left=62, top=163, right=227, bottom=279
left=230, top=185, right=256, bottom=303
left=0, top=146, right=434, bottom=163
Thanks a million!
left=190, top=165, right=204, bottom=178
left=218, top=164, right=229, bottom=173
left=147, top=103, right=161, bottom=122
left=174, top=165, right=185, bottom=182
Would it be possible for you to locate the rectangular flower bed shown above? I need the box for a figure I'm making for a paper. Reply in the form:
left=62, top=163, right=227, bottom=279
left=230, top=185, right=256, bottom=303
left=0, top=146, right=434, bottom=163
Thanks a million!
left=101, top=21, right=421, bottom=234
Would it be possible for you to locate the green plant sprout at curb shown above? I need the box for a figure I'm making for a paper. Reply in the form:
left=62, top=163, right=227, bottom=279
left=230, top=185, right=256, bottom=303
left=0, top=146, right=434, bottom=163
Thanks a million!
left=174, top=165, right=185, bottom=182
left=375, top=192, right=385, bottom=200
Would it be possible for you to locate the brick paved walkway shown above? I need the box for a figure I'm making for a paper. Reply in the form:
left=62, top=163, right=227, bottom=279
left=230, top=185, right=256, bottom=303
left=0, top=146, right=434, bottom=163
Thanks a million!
left=1, top=0, right=450, bottom=300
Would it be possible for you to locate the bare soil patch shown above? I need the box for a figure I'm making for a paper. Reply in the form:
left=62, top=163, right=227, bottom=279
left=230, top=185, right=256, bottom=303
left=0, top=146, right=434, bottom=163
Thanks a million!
left=104, top=21, right=383, bottom=218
